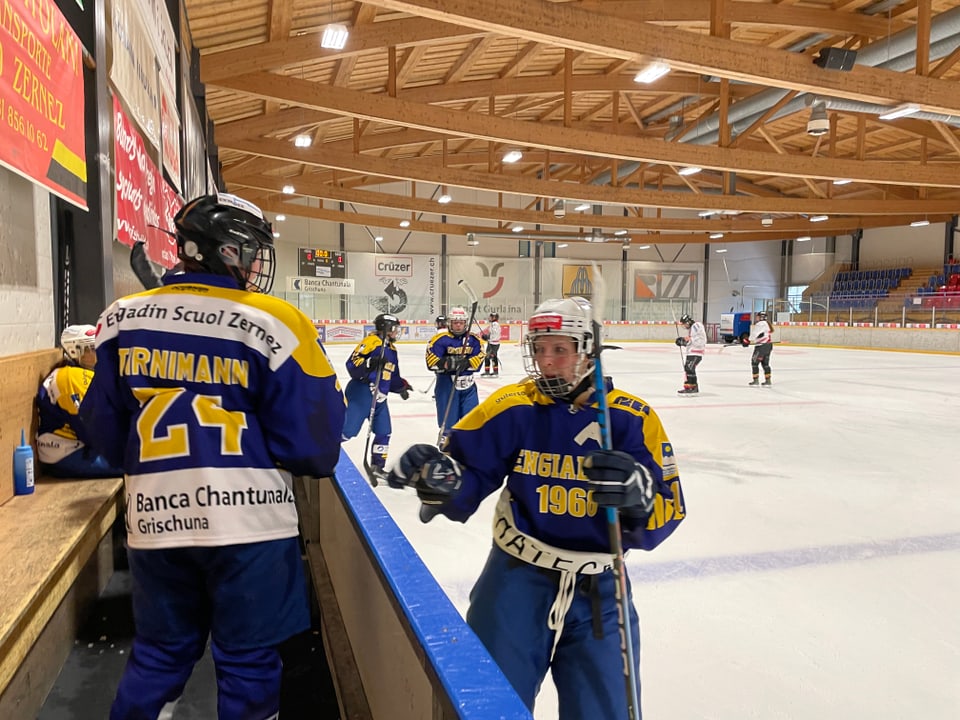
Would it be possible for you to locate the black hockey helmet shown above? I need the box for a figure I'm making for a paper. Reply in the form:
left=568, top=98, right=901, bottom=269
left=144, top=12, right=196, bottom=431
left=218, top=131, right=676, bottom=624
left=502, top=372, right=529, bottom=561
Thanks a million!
left=375, top=313, right=400, bottom=337
left=174, top=193, right=276, bottom=293
left=435, top=315, right=447, bottom=329
left=757, top=310, right=768, bottom=320
left=489, top=312, right=499, bottom=321
left=679, top=313, right=694, bottom=327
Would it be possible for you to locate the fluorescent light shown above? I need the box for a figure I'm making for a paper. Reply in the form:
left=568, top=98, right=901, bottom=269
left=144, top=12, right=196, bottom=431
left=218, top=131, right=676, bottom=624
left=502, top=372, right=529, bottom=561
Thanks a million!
left=293, top=134, right=312, bottom=148
left=614, top=229, right=628, bottom=236
left=809, top=214, right=829, bottom=222
left=678, top=166, right=702, bottom=176
left=437, top=193, right=452, bottom=204
left=833, top=178, right=852, bottom=186
left=637, top=244, right=651, bottom=250
left=878, top=103, right=920, bottom=121
left=399, top=219, right=411, bottom=228
left=556, top=243, right=568, bottom=248
left=502, top=149, right=523, bottom=164
left=282, top=184, right=295, bottom=194
left=511, top=225, right=524, bottom=233
left=709, top=232, right=724, bottom=239
left=796, top=235, right=812, bottom=242
left=910, top=219, right=930, bottom=227
left=698, top=210, right=717, bottom=217
left=574, top=203, right=591, bottom=212
left=633, top=61, right=671, bottom=84
left=275, top=214, right=286, bottom=222
left=320, top=23, right=349, bottom=50
left=715, top=248, right=728, bottom=253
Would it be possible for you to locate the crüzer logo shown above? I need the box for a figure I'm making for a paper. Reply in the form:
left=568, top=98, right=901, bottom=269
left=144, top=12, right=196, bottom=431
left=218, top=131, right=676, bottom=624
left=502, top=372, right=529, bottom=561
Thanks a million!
left=475, top=261, right=505, bottom=298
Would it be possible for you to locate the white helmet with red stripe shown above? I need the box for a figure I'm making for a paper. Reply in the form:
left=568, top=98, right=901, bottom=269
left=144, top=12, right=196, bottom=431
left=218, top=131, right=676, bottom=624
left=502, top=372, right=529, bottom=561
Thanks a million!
left=522, top=297, right=596, bottom=398
left=60, top=324, right=97, bottom=364
left=448, top=306, right=469, bottom=336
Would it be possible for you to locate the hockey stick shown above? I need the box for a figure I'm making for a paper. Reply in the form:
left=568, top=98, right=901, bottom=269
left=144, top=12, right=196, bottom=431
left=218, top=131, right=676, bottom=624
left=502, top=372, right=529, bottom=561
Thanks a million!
left=362, top=337, right=390, bottom=487
left=436, top=280, right=479, bottom=446
left=417, top=374, right=437, bottom=395
left=668, top=300, right=686, bottom=369
left=588, top=263, right=641, bottom=720
left=130, top=240, right=164, bottom=290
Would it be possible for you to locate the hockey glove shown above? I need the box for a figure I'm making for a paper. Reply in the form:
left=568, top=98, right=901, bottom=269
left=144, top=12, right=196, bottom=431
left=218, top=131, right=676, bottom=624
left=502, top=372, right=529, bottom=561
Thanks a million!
left=583, top=450, right=655, bottom=521
left=481, top=332, right=490, bottom=341
left=399, top=380, right=412, bottom=400
left=675, top=337, right=688, bottom=347
left=741, top=337, right=751, bottom=348
left=442, top=355, right=470, bottom=373
left=366, top=355, right=388, bottom=372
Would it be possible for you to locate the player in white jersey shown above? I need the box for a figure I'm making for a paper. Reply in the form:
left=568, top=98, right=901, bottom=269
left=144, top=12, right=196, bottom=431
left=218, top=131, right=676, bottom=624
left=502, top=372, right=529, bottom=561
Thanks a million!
left=481, top=311, right=502, bottom=376
left=675, top=313, right=707, bottom=394
left=747, top=310, right=775, bottom=386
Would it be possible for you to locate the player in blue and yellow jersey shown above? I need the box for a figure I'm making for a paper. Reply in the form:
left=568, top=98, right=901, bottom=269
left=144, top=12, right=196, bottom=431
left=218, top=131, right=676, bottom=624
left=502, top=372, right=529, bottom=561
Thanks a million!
left=81, top=193, right=345, bottom=720
left=389, top=297, right=685, bottom=720
left=342, top=313, right=412, bottom=482
left=425, top=305, right=484, bottom=438
left=36, top=324, right=123, bottom=478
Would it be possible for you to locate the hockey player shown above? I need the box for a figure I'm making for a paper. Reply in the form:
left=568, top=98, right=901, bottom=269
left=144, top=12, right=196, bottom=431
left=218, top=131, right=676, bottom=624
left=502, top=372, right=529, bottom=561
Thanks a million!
left=747, top=310, right=775, bottom=386
left=35, top=325, right=123, bottom=478
left=342, top=313, right=413, bottom=482
left=481, top=311, right=502, bottom=377
left=675, top=312, right=707, bottom=394
left=435, top=314, right=447, bottom=330
left=388, top=297, right=685, bottom=720
left=81, top=193, right=345, bottom=720
left=425, top=306, right=484, bottom=438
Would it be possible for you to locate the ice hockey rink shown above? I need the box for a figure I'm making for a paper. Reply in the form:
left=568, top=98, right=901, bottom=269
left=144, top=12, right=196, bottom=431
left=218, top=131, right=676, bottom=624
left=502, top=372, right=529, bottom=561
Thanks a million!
left=333, top=339, right=960, bottom=720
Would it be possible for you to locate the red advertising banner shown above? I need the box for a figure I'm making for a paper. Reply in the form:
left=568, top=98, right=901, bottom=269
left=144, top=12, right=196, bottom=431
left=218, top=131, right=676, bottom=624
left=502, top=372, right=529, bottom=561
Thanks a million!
left=114, top=96, right=181, bottom=268
left=0, top=1, right=88, bottom=208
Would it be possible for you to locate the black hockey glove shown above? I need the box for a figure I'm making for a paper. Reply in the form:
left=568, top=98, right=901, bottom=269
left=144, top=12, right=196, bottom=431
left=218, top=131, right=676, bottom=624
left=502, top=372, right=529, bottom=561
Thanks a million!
left=741, top=337, right=751, bottom=348
left=399, top=380, right=412, bottom=400
left=481, top=332, right=490, bottom=341
left=442, top=355, right=470, bottom=373
left=366, top=355, right=388, bottom=372
left=583, top=450, right=655, bottom=521
left=386, top=444, right=463, bottom=522
left=675, top=337, right=688, bottom=347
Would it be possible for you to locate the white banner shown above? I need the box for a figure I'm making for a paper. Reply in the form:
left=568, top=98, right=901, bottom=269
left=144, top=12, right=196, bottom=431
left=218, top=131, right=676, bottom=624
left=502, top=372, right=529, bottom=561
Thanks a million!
left=109, top=0, right=160, bottom=149
left=350, top=253, right=440, bottom=320
left=287, top=276, right=356, bottom=294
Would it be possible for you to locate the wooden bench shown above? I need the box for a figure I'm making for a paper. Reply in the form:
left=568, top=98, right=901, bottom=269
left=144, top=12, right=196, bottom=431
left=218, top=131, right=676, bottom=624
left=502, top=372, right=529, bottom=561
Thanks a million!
left=0, top=349, right=124, bottom=717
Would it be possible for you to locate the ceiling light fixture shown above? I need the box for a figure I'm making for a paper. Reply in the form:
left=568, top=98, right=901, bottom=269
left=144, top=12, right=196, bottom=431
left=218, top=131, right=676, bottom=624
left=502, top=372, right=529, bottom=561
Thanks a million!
left=502, top=149, right=523, bottom=164
left=438, top=193, right=452, bottom=204
left=511, top=225, right=524, bottom=233
left=698, top=210, right=717, bottom=217
left=574, top=203, right=591, bottom=212
left=715, top=248, right=728, bottom=253
left=833, top=178, right=852, bottom=186
left=282, top=184, right=295, bottom=194
left=761, top=215, right=773, bottom=227
left=272, top=231, right=280, bottom=238
left=878, top=103, right=921, bottom=121
left=557, top=243, right=568, bottom=248
left=275, top=214, right=286, bottom=222
left=374, top=235, right=383, bottom=243
left=399, top=219, right=411, bottom=228
left=293, top=134, right=312, bottom=148
left=809, top=214, right=829, bottom=222
left=320, top=23, right=349, bottom=50
left=796, top=235, right=812, bottom=242
left=678, top=166, right=702, bottom=176
left=709, top=232, right=724, bottom=239
left=633, top=61, right=671, bottom=84
left=910, top=219, right=930, bottom=227
left=637, top=244, right=651, bottom=250
left=614, top=229, right=628, bottom=236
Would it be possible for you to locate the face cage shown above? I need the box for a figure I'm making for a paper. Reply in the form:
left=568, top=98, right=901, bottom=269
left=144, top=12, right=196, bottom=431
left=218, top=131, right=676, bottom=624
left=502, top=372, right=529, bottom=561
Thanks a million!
left=64, top=341, right=95, bottom=363
left=449, top=319, right=468, bottom=335
left=522, top=332, right=593, bottom=398
left=242, top=242, right=276, bottom=294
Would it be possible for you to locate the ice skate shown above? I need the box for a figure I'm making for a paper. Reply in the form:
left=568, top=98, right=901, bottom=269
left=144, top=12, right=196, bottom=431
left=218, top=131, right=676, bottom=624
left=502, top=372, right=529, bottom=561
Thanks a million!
left=748, top=378, right=759, bottom=386
left=762, top=379, right=772, bottom=387
left=677, top=385, right=699, bottom=395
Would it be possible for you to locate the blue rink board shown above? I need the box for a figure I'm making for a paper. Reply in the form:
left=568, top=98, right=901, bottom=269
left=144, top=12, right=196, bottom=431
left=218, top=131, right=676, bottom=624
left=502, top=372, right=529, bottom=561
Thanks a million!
left=335, top=450, right=532, bottom=720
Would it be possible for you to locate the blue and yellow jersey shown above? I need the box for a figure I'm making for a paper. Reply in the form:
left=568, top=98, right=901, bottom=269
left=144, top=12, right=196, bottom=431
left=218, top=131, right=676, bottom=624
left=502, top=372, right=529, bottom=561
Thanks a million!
left=36, top=364, right=94, bottom=463
left=425, top=331, right=484, bottom=373
left=346, top=334, right=407, bottom=394
left=441, top=379, right=685, bottom=554
left=81, top=272, right=345, bottom=550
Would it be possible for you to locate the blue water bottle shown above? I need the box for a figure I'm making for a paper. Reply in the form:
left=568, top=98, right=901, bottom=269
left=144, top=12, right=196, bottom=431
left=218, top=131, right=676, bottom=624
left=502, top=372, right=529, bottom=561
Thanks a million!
left=13, top=429, right=35, bottom=496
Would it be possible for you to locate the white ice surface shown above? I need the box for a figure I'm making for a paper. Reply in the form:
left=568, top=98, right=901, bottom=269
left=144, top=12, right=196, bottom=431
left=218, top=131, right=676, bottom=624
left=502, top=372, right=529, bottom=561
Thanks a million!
left=332, top=340, right=960, bottom=720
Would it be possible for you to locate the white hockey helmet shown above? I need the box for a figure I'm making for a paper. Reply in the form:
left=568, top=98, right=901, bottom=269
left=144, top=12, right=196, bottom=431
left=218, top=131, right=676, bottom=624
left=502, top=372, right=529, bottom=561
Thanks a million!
left=522, top=297, right=596, bottom=399
left=61, top=324, right=97, bottom=363
left=448, top=306, right=469, bottom=336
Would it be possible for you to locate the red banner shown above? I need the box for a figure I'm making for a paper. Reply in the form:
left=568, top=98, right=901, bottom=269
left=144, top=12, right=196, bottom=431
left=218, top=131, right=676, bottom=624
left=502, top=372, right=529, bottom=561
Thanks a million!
left=114, top=96, right=181, bottom=268
left=0, top=1, right=87, bottom=208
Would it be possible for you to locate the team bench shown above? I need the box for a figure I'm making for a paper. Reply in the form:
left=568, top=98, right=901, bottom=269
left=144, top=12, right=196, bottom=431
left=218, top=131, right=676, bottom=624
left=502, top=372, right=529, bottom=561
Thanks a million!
left=0, top=349, right=124, bottom=717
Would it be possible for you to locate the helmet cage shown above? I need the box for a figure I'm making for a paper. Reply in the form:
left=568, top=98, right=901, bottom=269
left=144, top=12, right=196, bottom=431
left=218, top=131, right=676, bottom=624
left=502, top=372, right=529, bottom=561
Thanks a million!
left=61, top=324, right=97, bottom=363
left=522, top=297, right=595, bottom=398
